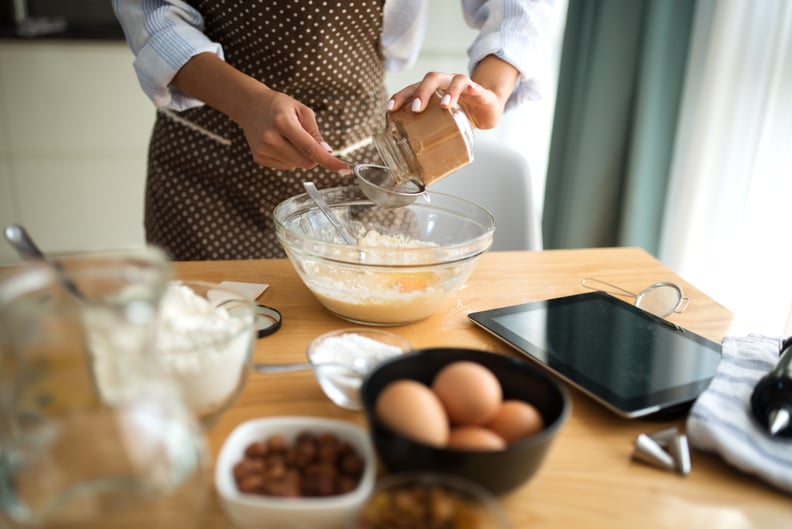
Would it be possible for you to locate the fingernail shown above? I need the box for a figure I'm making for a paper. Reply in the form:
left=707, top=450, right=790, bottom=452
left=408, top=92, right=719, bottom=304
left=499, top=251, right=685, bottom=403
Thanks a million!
left=440, top=94, right=451, bottom=107
left=338, top=167, right=351, bottom=176
left=320, top=141, right=333, bottom=152
left=386, top=99, right=395, bottom=111
left=411, top=98, right=421, bottom=112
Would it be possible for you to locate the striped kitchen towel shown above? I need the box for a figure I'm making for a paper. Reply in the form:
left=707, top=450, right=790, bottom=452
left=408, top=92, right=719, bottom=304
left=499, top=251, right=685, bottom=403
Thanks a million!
left=687, top=334, right=792, bottom=494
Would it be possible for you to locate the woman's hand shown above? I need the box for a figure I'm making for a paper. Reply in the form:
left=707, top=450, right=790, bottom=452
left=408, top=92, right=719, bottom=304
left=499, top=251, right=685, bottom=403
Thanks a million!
left=387, top=55, right=520, bottom=130
left=237, top=86, right=349, bottom=172
left=172, top=52, right=348, bottom=173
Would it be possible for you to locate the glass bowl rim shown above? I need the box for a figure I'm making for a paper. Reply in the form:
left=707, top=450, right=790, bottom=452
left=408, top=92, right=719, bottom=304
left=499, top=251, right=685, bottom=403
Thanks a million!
left=273, top=185, right=495, bottom=267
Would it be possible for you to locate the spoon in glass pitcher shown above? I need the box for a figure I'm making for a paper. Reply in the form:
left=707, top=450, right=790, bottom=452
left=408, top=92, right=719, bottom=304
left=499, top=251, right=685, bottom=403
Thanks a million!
left=3, top=223, right=84, bottom=300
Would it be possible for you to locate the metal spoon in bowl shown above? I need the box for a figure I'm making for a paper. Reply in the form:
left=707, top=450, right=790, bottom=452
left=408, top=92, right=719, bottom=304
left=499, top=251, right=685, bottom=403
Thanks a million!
left=253, top=357, right=375, bottom=376
left=302, top=182, right=357, bottom=245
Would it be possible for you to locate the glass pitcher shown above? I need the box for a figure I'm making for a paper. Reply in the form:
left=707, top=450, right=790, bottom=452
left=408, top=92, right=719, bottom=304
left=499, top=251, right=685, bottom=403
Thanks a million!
left=0, top=248, right=209, bottom=529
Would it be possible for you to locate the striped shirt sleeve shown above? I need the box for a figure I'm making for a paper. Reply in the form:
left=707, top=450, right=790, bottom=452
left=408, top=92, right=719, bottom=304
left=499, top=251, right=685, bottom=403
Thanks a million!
left=463, top=0, right=558, bottom=108
left=113, top=0, right=556, bottom=111
left=112, top=0, right=222, bottom=110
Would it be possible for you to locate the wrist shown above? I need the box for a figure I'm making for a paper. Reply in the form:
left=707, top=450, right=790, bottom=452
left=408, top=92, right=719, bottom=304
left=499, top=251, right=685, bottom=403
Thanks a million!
left=172, top=52, right=272, bottom=125
left=471, top=55, right=519, bottom=108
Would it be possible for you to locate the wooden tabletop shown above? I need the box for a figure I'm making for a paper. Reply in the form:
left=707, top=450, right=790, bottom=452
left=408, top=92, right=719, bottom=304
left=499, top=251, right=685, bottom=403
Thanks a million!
left=171, top=247, right=789, bottom=528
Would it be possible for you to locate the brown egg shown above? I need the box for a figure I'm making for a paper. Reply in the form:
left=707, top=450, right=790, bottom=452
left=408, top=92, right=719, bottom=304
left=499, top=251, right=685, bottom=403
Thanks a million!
left=431, top=361, right=502, bottom=425
left=486, top=400, right=545, bottom=443
left=375, top=380, right=449, bottom=448
left=447, top=426, right=507, bottom=451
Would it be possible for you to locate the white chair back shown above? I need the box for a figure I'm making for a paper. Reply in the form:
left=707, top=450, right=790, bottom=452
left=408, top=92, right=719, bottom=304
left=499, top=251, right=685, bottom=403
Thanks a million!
left=431, top=142, right=542, bottom=251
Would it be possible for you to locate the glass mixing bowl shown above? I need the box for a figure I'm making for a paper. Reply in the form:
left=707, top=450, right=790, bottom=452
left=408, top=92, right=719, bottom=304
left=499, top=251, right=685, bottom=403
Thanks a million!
left=273, top=186, right=495, bottom=326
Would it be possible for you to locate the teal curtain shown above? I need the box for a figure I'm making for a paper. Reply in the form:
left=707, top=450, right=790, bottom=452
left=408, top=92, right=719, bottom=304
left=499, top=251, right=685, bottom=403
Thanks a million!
left=542, top=0, right=697, bottom=254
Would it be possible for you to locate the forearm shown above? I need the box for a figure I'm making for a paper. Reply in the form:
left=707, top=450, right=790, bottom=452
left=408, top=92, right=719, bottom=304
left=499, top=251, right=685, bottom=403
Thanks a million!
left=171, top=52, right=270, bottom=126
left=464, top=0, right=559, bottom=107
left=471, top=55, right=520, bottom=111
left=113, top=0, right=222, bottom=110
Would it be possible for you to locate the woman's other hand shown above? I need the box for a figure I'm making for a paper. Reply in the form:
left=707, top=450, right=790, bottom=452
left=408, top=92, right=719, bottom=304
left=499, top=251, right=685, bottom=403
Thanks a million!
left=387, top=55, right=519, bottom=130
left=172, top=52, right=349, bottom=173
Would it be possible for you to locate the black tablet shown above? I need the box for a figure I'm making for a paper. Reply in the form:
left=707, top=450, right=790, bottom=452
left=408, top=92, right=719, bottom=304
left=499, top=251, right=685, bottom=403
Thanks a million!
left=468, top=292, right=722, bottom=418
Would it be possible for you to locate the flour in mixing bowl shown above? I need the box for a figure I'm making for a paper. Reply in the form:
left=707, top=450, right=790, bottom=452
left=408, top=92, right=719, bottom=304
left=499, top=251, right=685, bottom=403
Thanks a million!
left=356, top=230, right=436, bottom=249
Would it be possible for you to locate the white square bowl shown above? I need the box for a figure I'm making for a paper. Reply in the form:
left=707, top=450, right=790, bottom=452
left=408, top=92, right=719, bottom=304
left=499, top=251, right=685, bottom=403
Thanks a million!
left=214, top=416, right=376, bottom=529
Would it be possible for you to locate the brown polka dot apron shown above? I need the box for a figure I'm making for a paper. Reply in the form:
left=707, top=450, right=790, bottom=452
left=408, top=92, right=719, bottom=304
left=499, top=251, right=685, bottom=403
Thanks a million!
left=145, top=0, right=387, bottom=260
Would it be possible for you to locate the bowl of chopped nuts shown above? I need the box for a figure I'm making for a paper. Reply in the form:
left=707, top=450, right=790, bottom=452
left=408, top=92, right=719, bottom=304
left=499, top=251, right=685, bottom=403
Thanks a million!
left=214, top=416, right=376, bottom=529
left=351, top=472, right=511, bottom=529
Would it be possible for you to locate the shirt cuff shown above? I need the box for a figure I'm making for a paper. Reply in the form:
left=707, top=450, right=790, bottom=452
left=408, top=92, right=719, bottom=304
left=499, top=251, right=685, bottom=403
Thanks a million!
left=467, top=31, right=546, bottom=111
left=133, top=25, right=224, bottom=111
left=382, top=0, right=428, bottom=72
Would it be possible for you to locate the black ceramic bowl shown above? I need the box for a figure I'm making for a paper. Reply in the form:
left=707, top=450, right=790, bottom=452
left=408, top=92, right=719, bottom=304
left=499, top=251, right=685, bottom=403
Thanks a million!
left=360, top=348, right=570, bottom=496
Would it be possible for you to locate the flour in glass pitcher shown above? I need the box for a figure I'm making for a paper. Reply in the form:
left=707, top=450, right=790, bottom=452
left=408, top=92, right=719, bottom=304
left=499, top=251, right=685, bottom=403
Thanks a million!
left=89, top=282, right=251, bottom=416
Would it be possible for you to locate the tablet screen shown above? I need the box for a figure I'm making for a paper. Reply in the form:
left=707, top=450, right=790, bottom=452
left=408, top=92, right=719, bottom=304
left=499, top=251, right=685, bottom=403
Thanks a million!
left=468, top=292, right=722, bottom=418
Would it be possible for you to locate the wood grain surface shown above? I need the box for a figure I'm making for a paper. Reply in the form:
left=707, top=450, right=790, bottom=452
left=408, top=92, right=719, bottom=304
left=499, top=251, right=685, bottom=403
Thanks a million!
left=106, top=248, right=792, bottom=527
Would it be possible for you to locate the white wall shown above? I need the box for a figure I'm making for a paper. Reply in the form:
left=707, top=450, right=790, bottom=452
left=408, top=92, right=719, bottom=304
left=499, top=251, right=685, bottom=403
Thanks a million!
left=0, top=0, right=565, bottom=264
left=0, top=41, right=154, bottom=265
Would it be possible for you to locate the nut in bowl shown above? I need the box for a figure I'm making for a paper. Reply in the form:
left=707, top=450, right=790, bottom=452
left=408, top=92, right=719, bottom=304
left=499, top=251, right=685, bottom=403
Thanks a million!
left=155, top=280, right=257, bottom=428
left=360, top=348, right=570, bottom=495
left=214, top=416, right=376, bottom=529
left=307, top=328, right=413, bottom=410
left=273, top=186, right=495, bottom=326
left=352, top=472, right=511, bottom=529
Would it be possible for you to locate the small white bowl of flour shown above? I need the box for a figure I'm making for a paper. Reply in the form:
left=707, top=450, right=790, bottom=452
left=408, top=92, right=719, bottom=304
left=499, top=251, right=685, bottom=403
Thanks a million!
left=307, top=328, right=412, bottom=410
left=156, top=281, right=256, bottom=427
